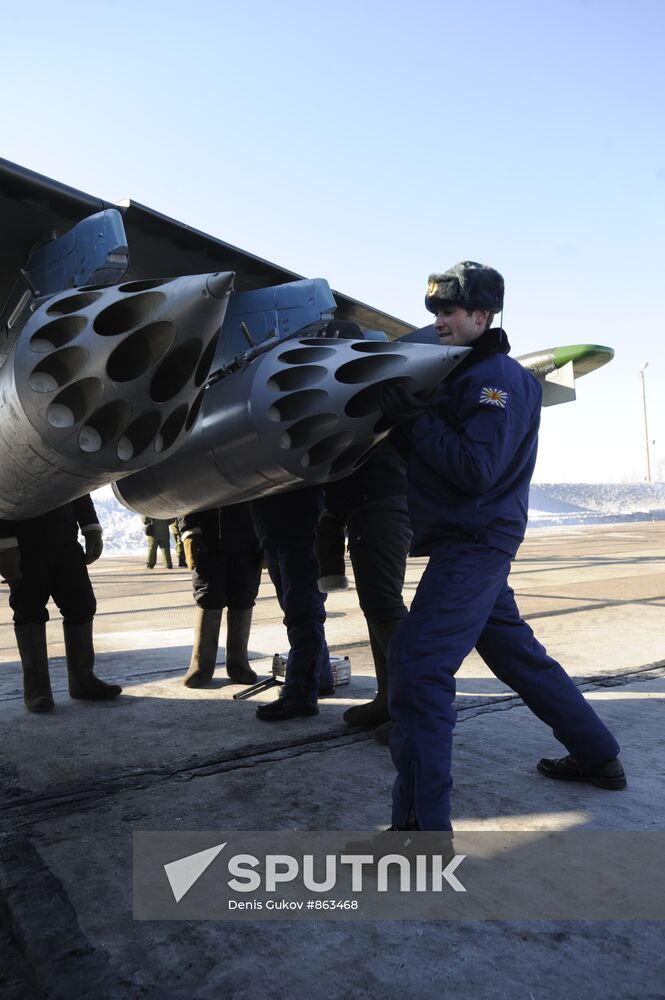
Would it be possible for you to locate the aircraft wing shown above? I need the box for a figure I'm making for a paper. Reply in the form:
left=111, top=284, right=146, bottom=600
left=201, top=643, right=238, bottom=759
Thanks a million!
left=1, top=158, right=458, bottom=520
left=0, top=158, right=414, bottom=342
left=0, top=158, right=616, bottom=519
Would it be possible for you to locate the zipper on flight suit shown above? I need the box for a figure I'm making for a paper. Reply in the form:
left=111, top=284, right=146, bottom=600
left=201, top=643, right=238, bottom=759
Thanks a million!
left=403, top=765, right=420, bottom=831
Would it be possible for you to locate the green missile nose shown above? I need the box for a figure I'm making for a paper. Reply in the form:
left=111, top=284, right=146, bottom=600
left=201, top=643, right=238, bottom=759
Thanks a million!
left=552, top=344, right=615, bottom=377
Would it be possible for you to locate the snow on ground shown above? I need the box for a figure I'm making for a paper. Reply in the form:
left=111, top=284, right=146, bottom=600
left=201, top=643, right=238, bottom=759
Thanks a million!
left=94, top=483, right=665, bottom=555
left=528, top=483, right=665, bottom=529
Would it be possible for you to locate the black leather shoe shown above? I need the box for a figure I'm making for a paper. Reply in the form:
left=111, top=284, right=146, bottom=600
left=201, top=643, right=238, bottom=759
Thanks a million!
left=256, top=699, right=319, bottom=721
left=537, top=754, right=627, bottom=789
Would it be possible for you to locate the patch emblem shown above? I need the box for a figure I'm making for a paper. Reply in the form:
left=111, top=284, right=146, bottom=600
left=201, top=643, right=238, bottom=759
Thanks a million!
left=479, top=386, right=508, bottom=408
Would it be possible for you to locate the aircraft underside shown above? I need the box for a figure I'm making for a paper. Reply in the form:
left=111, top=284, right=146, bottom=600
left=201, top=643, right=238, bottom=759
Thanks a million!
left=0, top=158, right=613, bottom=520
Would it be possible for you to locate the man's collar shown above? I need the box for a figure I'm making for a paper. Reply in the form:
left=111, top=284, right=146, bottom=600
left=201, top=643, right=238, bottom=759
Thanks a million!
left=472, top=326, right=510, bottom=356
left=452, top=327, right=510, bottom=376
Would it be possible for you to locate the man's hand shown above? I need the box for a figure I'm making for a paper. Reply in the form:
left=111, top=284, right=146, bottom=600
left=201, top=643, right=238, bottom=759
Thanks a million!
left=183, top=533, right=207, bottom=572
left=0, top=543, right=22, bottom=582
left=379, top=383, right=433, bottom=423
left=82, top=527, right=104, bottom=565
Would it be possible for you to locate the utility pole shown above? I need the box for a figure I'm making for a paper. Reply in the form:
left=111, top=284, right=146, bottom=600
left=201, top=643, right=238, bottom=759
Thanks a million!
left=639, top=363, right=652, bottom=483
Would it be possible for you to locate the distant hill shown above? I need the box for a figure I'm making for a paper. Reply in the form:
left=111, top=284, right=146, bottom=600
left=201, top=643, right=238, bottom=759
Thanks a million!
left=528, top=483, right=665, bottom=528
left=92, top=494, right=146, bottom=554
left=92, top=483, right=665, bottom=555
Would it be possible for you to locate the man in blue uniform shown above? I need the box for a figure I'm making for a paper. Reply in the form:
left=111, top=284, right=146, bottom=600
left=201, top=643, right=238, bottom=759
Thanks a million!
left=380, top=261, right=625, bottom=833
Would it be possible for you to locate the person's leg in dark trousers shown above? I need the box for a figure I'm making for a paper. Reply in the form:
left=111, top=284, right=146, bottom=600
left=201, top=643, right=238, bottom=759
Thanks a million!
left=49, top=542, right=97, bottom=627
left=257, top=541, right=328, bottom=717
left=146, top=536, right=157, bottom=568
left=389, top=543, right=512, bottom=832
left=9, top=547, right=55, bottom=711
left=8, top=549, right=53, bottom=629
left=345, top=498, right=411, bottom=729
left=183, top=545, right=226, bottom=687
left=390, top=542, right=623, bottom=832
left=160, top=538, right=173, bottom=569
left=50, top=542, right=121, bottom=700
left=475, top=583, right=620, bottom=764
left=11, top=542, right=120, bottom=705
left=223, top=548, right=262, bottom=684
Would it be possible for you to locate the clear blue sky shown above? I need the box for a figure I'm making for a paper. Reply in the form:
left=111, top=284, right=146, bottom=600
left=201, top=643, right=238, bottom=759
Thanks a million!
left=2, top=0, right=663, bottom=482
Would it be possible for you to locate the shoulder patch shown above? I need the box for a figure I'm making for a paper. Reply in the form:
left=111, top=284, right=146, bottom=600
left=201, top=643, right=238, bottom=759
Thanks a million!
left=479, top=386, right=508, bottom=408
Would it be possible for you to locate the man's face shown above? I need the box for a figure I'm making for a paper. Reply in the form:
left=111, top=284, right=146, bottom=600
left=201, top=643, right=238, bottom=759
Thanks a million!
left=433, top=306, right=489, bottom=347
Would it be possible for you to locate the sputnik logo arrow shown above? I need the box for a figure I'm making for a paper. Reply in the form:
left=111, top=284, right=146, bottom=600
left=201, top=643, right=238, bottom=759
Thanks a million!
left=164, top=842, right=226, bottom=902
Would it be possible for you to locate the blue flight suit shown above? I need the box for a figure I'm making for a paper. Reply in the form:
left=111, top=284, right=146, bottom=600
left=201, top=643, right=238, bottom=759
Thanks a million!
left=389, top=328, right=620, bottom=831
left=250, top=488, right=334, bottom=705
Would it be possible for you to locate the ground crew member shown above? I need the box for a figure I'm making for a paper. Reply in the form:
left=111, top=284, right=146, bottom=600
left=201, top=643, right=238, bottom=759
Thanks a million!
left=143, top=517, right=173, bottom=569
left=251, top=487, right=336, bottom=720
left=0, top=495, right=121, bottom=712
left=315, top=440, right=412, bottom=734
left=170, top=520, right=187, bottom=567
left=380, top=261, right=625, bottom=833
left=178, top=502, right=262, bottom=687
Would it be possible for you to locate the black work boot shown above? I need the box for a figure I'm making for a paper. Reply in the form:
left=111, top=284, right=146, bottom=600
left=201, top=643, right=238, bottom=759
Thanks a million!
left=182, top=607, right=222, bottom=688
left=63, top=621, right=122, bottom=700
left=15, top=623, right=54, bottom=713
left=343, top=619, right=400, bottom=728
left=224, top=607, right=258, bottom=685
left=256, top=696, right=318, bottom=721
left=537, top=753, right=627, bottom=790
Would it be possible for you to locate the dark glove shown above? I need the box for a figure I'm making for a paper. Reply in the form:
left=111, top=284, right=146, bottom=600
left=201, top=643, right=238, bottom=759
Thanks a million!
left=379, top=383, right=433, bottom=423
left=0, top=544, right=22, bottom=582
left=82, top=527, right=104, bottom=565
left=183, top=533, right=207, bottom=572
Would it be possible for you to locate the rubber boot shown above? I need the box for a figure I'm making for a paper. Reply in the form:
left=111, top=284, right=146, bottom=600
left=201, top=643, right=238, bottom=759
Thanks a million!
left=182, top=607, right=222, bottom=688
left=343, top=619, right=401, bottom=727
left=15, top=623, right=54, bottom=713
left=63, top=621, right=122, bottom=700
left=224, top=607, right=258, bottom=685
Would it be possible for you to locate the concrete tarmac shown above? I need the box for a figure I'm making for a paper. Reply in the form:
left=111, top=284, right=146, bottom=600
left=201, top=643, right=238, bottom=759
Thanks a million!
left=1, top=523, right=664, bottom=999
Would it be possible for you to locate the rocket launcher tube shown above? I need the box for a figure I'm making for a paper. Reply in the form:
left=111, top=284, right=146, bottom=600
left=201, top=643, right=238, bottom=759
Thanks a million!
left=0, top=272, right=234, bottom=519
left=113, top=336, right=470, bottom=518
